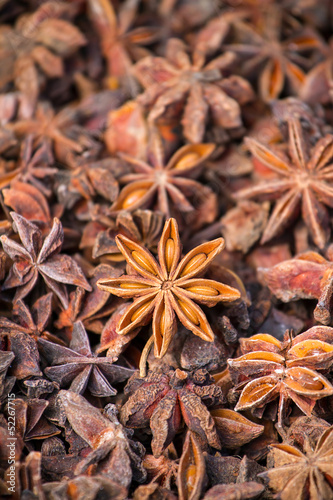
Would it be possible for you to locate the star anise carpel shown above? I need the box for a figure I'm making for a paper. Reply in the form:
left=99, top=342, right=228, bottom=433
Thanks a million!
left=228, top=327, right=333, bottom=424
left=97, top=217, right=241, bottom=366
left=235, top=118, right=333, bottom=249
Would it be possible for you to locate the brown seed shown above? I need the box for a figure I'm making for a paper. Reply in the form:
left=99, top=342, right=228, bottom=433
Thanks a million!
left=178, top=299, right=199, bottom=325
left=181, top=253, right=206, bottom=277
left=132, top=250, right=157, bottom=275
left=186, top=464, right=197, bottom=494
left=185, top=285, right=218, bottom=296
left=165, top=238, right=175, bottom=272
left=174, top=152, right=200, bottom=170
left=131, top=301, right=151, bottom=322
left=120, top=282, right=151, bottom=290
left=122, top=189, right=147, bottom=209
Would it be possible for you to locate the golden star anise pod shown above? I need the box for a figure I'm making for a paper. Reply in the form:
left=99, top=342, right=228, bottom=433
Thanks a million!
left=235, top=118, right=333, bottom=249
left=97, top=217, right=240, bottom=367
left=228, top=327, right=333, bottom=424
left=109, top=128, right=215, bottom=219
left=261, top=426, right=333, bottom=500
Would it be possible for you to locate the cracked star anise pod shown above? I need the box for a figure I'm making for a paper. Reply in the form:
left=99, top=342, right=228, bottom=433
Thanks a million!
left=228, top=327, right=333, bottom=424
left=97, top=217, right=240, bottom=362
left=59, top=390, right=147, bottom=489
left=108, top=129, right=216, bottom=220
left=38, top=321, right=133, bottom=397
left=0, top=212, right=91, bottom=308
left=259, top=245, right=333, bottom=325
left=134, top=32, right=254, bottom=144
left=120, top=366, right=225, bottom=457
left=261, top=426, right=333, bottom=500
left=235, top=118, right=333, bottom=249
left=143, top=444, right=179, bottom=489
left=87, top=0, right=159, bottom=92
left=0, top=1, right=86, bottom=117
left=177, top=430, right=207, bottom=500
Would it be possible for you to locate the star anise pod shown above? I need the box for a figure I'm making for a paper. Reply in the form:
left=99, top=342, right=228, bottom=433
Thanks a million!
left=108, top=129, right=216, bottom=220
left=134, top=32, right=254, bottom=144
left=6, top=101, right=84, bottom=159
left=97, top=217, right=240, bottom=364
left=259, top=246, right=333, bottom=325
left=177, top=430, right=206, bottom=500
left=228, top=327, right=333, bottom=424
left=87, top=0, right=159, bottom=92
left=301, top=37, right=333, bottom=105
left=38, top=321, right=133, bottom=397
left=1, top=212, right=91, bottom=308
left=0, top=1, right=86, bottom=117
left=59, top=390, right=147, bottom=489
left=89, top=209, right=164, bottom=263
left=120, top=367, right=225, bottom=457
left=143, top=444, right=179, bottom=489
left=224, top=3, right=321, bottom=101
left=261, top=426, right=333, bottom=499
left=235, top=118, right=333, bottom=249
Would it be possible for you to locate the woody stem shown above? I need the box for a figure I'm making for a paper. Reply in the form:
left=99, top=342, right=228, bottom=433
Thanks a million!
left=139, top=334, right=154, bottom=378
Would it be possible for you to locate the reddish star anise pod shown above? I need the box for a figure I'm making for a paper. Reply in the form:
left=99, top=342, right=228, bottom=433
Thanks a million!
left=259, top=247, right=333, bottom=325
left=120, top=367, right=225, bottom=457
left=0, top=212, right=91, bottom=308
left=134, top=34, right=254, bottom=144
left=228, top=327, right=333, bottom=424
left=97, top=217, right=240, bottom=362
left=109, top=129, right=215, bottom=219
left=235, top=118, right=333, bottom=248
left=261, top=426, right=333, bottom=500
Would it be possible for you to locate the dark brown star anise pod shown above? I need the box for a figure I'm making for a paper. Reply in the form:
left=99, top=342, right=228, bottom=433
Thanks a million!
left=59, top=390, right=147, bottom=489
left=1, top=212, right=91, bottom=308
left=261, top=426, right=333, bottom=500
left=235, top=118, right=333, bottom=248
left=108, top=129, right=216, bottom=219
left=38, top=321, right=134, bottom=397
left=134, top=32, right=254, bottom=144
left=259, top=246, right=333, bottom=325
left=120, top=367, right=225, bottom=457
left=97, top=217, right=240, bottom=366
left=228, top=327, right=333, bottom=424
left=143, top=444, right=179, bottom=489
left=7, top=397, right=60, bottom=442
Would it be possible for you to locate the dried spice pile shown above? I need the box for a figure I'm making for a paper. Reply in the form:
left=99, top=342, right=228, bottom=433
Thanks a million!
left=1, top=1, right=333, bottom=499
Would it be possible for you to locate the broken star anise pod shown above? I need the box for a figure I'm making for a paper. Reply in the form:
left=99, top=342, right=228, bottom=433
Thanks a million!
left=38, top=321, right=133, bottom=397
left=120, top=367, right=225, bottom=457
left=1, top=212, right=91, bottom=308
left=97, top=217, right=240, bottom=362
left=235, top=118, right=333, bottom=249
left=109, top=129, right=215, bottom=219
left=261, top=426, right=333, bottom=500
left=260, top=245, right=333, bottom=325
left=60, top=390, right=146, bottom=489
left=228, top=327, right=333, bottom=424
